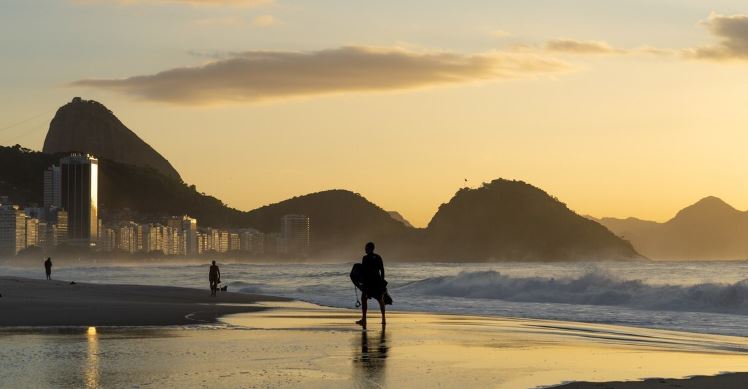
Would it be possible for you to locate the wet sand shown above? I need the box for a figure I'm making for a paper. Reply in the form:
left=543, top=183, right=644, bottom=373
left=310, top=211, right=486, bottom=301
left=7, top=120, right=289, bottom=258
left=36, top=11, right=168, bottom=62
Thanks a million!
left=0, top=276, right=286, bottom=326
left=2, top=277, right=748, bottom=388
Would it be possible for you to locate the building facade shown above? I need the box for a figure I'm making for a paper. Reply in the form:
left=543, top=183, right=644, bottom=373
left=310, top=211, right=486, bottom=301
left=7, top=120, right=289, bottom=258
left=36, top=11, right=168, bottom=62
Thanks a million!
left=280, top=214, right=311, bottom=255
left=0, top=205, right=27, bottom=256
left=59, top=154, right=98, bottom=247
left=43, top=165, right=61, bottom=208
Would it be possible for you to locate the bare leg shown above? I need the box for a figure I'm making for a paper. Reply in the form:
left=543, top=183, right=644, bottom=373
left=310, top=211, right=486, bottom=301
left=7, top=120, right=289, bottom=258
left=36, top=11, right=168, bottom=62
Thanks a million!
left=356, top=293, right=368, bottom=328
left=378, top=297, right=386, bottom=325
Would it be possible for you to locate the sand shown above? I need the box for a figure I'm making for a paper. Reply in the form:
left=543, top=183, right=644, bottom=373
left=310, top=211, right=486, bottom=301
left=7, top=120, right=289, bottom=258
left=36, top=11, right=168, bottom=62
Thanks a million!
left=2, top=276, right=748, bottom=388
left=0, top=276, right=286, bottom=326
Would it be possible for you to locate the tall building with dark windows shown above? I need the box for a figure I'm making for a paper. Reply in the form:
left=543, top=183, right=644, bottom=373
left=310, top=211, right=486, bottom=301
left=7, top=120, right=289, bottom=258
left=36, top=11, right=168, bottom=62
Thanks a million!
left=59, top=154, right=99, bottom=247
left=280, top=214, right=310, bottom=255
left=43, top=165, right=61, bottom=208
left=0, top=205, right=27, bottom=256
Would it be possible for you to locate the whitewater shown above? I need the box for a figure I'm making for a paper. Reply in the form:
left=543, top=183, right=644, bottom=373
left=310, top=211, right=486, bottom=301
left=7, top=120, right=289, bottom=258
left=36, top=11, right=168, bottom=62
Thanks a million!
left=4, top=261, right=748, bottom=337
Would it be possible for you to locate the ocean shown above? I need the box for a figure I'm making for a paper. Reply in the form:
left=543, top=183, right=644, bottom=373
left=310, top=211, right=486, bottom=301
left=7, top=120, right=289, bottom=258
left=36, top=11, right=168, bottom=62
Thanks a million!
left=3, top=260, right=748, bottom=337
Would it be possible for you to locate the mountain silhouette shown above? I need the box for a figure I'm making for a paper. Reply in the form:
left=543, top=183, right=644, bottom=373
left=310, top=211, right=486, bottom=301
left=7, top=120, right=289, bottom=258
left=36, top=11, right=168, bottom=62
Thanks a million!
left=243, top=190, right=417, bottom=257
left=1, top=145, right=641, bottom=261
left=424, top=180, right=641, bottom=261
left=595, top=196, right=748, bottom=260
left=43, top=98, right=181, bottom=180
left=388, top=211, right=414, bottom=228
left=2, top=99, right=643, bottom=261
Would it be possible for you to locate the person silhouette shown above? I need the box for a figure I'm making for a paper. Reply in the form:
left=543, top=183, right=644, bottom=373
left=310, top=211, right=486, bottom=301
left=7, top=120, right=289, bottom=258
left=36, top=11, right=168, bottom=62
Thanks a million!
left=356, top=242, right=387, bottom=329
left=44, top=257, right=53, bottom=280
left=209, top=261, right=220, bottom=297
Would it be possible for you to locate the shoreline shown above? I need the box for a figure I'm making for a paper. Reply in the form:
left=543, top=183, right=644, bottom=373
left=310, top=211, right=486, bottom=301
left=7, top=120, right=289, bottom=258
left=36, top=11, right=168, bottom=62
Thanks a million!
left=3, top=276, right=748, bottom=388
left=0, top=276, right=287, bottom=326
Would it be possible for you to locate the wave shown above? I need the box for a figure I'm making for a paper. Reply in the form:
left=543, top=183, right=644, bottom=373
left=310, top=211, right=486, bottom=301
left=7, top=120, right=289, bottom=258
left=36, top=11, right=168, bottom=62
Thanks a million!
left=228, top=281, right=267, bottom=294
left=396, top=271, right=748, bottom=315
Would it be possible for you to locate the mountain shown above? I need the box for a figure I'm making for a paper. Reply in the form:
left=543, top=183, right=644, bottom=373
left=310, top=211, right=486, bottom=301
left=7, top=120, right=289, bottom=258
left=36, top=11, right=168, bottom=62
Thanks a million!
left=0, top=144, right=245, bottom=226
left=595, top=197, right=748, bottom=260
left=2, top=98, right=645, bottom=261
left=43, top=97, right=181, bottom=180
left=243, top=191, right=419, bottom=257
left=423, top=179, right=642, bottom=261
left=0, top=145, right=642, bottom=261
left=388, top=211, right=414, bottom=228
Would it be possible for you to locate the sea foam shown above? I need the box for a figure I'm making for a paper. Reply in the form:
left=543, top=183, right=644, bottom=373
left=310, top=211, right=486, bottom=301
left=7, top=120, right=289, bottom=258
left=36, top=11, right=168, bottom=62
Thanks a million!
left=396, top=270, right=748, bottom=315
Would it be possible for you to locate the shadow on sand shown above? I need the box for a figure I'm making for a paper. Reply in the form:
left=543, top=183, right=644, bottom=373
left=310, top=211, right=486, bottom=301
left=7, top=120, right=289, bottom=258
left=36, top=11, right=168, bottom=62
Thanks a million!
left=353, top=325, right=388, bottom=387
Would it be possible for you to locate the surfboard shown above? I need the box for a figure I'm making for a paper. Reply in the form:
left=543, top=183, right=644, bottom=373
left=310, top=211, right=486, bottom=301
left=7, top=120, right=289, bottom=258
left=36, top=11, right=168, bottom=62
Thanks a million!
left=350, top=263, right=366, bottom=293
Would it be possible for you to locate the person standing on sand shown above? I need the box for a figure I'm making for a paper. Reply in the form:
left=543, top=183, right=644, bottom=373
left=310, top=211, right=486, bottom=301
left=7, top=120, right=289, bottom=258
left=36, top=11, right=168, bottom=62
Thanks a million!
left=209, top=261, right=221, bottom=297
left=44, top=257, right=52, bottom=280
left=356, top=242, right=387, bottom=329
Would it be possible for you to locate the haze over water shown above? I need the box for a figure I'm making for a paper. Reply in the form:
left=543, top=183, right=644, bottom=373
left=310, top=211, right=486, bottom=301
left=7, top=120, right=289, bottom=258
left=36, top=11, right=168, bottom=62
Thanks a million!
left=5, top=260, right=748, bottom=337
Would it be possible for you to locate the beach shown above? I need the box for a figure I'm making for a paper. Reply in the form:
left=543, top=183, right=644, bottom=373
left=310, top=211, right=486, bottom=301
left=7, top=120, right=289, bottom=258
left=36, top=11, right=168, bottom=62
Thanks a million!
left=2, top=276, right=748, bottom=388
left=0, top=276, right=286, bottom=326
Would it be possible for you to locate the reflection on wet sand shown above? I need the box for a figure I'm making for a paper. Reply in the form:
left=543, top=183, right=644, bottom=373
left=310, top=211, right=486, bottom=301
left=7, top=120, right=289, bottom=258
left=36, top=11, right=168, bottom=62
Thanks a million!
left=84, top=327, right=99, bottom=389
left=354, top=325, right=388, bottom=387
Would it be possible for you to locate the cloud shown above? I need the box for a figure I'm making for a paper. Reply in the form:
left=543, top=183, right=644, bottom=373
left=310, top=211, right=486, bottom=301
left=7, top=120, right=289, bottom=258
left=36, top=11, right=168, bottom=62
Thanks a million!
left=685, top=13, right=748, bottom=60
left=73, top=0, right=272, bottom=7
left=545, top=39, right=618, bottom=54
left=71, top=46, right=571, bottom=105
left=252, top=15, right=276, bottom=27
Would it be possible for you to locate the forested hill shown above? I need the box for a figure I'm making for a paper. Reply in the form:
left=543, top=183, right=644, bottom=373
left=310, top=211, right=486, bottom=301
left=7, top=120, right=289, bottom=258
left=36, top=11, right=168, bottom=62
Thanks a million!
left=0, top=144, right=245, bottom=227
left=1, top=146, right=642, bottom=261
left=424, top=179, right=642, bottom=261
left=0, top=145, right=417, bottom=258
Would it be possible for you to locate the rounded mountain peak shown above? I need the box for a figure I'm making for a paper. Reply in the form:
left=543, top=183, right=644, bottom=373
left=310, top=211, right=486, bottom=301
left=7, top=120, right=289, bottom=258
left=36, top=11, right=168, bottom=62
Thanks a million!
left=43, top=97, right=181, bottom=181
left=670, top=196, right=740, bottom=223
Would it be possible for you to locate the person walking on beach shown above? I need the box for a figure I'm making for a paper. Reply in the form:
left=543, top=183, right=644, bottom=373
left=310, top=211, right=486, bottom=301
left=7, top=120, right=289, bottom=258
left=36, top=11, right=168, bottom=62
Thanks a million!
left=209, top=260, right=221, bottom=297
left=356, top=242, right=387, bottom=329
left=44, top=257, right=53, bottom=280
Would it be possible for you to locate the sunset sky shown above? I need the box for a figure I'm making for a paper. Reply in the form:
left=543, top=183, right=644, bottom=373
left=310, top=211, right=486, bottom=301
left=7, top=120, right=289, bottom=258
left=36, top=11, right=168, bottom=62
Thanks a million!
left=2, top=0, right=748, bottom=227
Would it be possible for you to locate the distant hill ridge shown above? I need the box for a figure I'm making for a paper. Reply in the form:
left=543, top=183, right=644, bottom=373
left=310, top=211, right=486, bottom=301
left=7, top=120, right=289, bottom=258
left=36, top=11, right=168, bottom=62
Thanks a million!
left=425, top=179, right=640, bottom=261
left=0, top=144, right=641, bottom=261
left=43, top=98, right=181, bottom=180
left=0, top=98, right=643, bottom=261
left=594, top=197, right=748, bottom=260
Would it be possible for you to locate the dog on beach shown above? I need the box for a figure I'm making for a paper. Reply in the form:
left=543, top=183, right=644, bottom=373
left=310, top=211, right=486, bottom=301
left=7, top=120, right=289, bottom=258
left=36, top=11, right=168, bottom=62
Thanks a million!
left=219, top=285, right=228, bottom=292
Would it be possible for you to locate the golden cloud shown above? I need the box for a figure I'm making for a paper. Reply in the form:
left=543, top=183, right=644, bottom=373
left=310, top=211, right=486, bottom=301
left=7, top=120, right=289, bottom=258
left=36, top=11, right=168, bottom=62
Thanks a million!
left=72, top=46, right=571, bottom=105
left=545, top=39, right=618, bottom=54
left=685, top=13, right=748, bottom=60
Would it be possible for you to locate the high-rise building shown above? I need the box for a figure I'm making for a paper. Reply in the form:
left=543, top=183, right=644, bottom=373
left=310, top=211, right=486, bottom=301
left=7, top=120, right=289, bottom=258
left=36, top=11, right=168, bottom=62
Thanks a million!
left=280, top=214, right=310, bottom=255
left=240, top=228, right=265, bottom=254
left=43, top=166, right=61, bottom=208
left=99, top=227, right=116, bottom=252
left=144, top=224, right=165, bottom=254
left=25, top=206, right=68, bottom=248
left=0, top=205, right=27, bottom=256
left=197, top=231, right=212, bottom=254
left=59, top=154, right=98, bottom=247
left=115, top=222, right=140, bottom=253
left=167, top=215, right=198, bottom=256
left=24, top=217, right=39, bottom=248
left=229, top=232, right=240, bottom=251
left=218, top=231, right=229, bottom=253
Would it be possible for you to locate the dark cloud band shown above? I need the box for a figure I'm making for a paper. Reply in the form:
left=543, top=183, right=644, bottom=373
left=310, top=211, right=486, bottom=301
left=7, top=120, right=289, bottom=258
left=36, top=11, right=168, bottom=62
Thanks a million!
left=72, top=46, right=570, bottom=105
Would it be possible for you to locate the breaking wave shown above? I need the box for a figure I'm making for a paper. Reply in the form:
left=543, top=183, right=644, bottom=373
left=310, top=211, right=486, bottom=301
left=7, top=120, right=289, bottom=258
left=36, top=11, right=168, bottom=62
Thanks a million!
left=396, top=271, right=748, bottom=315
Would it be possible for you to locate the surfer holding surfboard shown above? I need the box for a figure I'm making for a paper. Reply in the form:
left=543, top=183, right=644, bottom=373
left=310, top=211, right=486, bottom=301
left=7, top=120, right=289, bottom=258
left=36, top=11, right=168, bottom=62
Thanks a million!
left=350, top=242, right=391, bottom=329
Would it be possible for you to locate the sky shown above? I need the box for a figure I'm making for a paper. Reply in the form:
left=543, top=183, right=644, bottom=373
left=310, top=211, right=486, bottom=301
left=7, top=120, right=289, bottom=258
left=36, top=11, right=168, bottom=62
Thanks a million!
left=2, top=0, right=748, bottom=227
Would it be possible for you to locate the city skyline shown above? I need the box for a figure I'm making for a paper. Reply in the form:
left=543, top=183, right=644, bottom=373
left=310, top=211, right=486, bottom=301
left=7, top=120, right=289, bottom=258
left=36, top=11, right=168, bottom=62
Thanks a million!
left=3, top=1, right=748, bottom=227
